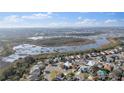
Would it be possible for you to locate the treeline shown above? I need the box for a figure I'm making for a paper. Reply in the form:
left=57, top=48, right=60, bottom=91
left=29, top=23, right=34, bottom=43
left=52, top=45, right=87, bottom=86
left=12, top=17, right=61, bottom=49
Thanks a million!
left=0, top=56, right=36, bottom=81
left=0, top=43, right=14, bottom=56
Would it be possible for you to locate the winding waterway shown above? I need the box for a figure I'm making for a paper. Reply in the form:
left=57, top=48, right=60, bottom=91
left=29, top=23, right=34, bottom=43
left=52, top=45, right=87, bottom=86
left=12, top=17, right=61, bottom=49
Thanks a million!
left=2, top=37, right=109, bottom=62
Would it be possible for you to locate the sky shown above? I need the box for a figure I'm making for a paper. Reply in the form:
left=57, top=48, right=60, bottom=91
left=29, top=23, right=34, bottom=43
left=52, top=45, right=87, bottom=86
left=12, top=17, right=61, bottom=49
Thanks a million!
left=0, top=12, right=124, bottom=27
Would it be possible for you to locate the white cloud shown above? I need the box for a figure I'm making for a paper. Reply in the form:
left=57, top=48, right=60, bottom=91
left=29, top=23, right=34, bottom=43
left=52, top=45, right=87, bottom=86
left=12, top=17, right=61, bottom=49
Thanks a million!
left=76, top=19, right=98, bottom=26
left=0, top=13, right=123, bottom=27
left=0, top=13, right=53, bottom=27
left=48, top=22, right=58, bottom=26
left=21, top=13, right=52, bottom=19
left=0, top=15, right=25, bottom=27
left=3, top=15, right=23, bottom=23
left=48, top=22, right=71, bottom=27
left=47, top=12, right=52, bottom=15
left=75, top=18, right=121, bottom=27
left=104, top=19, right=117, bottom=24
left=77, top=16, right=82, bottom=20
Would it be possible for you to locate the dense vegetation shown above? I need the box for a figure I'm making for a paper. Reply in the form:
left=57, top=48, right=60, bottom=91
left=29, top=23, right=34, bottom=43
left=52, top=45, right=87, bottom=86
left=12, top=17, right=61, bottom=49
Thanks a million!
left=0, top=56, right=36, bottom=81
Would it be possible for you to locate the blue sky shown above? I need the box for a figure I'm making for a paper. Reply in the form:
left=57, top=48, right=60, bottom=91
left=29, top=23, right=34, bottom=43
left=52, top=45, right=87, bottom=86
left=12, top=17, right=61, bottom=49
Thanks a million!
left=0, top=12, right=124, bottom=27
